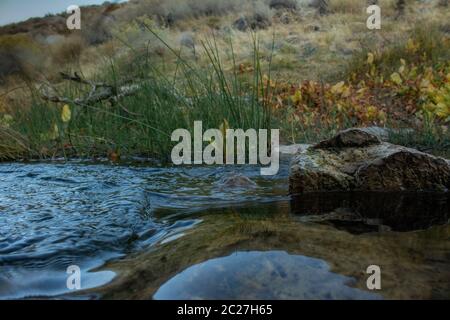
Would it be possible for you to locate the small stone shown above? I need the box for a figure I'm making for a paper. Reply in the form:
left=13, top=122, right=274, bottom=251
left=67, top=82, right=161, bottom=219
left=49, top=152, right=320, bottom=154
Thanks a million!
left=280, top=13, right=291, bottom=24
left=233, top=17, right=248, bottom=32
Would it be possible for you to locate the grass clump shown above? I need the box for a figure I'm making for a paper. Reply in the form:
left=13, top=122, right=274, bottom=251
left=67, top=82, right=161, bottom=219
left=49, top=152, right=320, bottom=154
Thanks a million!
left=2, top=30, right=274, bottom=162
left=343, top=23, right=450, bottom=80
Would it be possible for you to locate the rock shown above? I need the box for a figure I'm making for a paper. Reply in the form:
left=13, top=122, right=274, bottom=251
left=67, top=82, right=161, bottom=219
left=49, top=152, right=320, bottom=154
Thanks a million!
left=305, top=24, right=320, bottom=32
left=345, top=126, right=415, bottom=142
left=440, top=23, right=450, bottom=34
left=217, top=174, right=257, bottom=189
left=232, top=13, right=271, bottom=32
left=249, top=13, right=271, bottom=30
left=289, top=128, right=450, bottom=193
left=313, top=128, right=381, bottom=149
left=233, top=17, right=248, bottom=31
left=269, top=0, right=298, bottom=10
left=280, top=12, right=291, bottom=24
left=279, top=144, right=309, bottom=155
left=179, top=32, right=195, bottom=50
left=358, top=126, right=390, bottom=141
left=301, top=42, right=317, bottom=58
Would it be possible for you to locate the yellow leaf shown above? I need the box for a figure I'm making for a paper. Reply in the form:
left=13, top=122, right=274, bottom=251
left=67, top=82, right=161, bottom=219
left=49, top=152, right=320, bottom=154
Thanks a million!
left=366, top=106, right=378, bottom=120
left=369, top=65, right=376, bottom=77
left=291, top=90, right=302, bottom=104
left=331, top=81, right=345, bottom=94
left=423, top=103, right=436, bottom=113
left=390, top=72, right=402, bottom=85
left=408, top=66, right=418, bottom=78
left=357, top=88, right=366, bottom=94
left=435, top=93, right=445, bottom=104
left=50, top=124, right=60, bottom=140
left=406, top=39, right=418, bottom=52
left=367, top=52, right=374, bottom=65
left=420, top=78, right=431, bottom=89
left=61, top=104, right=72, bottom=123
left=435, top=102, right=449, bottom=118
left=341, top=86, right=351, bottom=98
left=263, top=74, right=275, bottom=88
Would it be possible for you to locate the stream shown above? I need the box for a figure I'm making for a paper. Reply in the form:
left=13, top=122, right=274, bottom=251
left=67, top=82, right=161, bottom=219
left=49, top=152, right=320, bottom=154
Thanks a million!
left=0, top=159, right=449, bottom=299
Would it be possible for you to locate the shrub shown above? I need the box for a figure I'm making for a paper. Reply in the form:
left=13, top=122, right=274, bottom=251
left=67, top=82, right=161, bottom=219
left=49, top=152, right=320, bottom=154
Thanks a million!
left=309, top=0, right=329, bottom=15
left=51, top=35, right=86, bottom=66
left=328, top=0, right=363, bottom=14
left=0, top=34, right=45, bottom=79
left=269, top=0, right=298, bottom=10
left=233, top=1, right=273, bottom=31
left=343, top=24, right=450, bottom=80
left=82, top=15, right=114, bottom=45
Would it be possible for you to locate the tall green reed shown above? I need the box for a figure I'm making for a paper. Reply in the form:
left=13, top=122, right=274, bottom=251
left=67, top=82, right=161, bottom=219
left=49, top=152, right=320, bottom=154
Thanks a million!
left=4, top=26, right=275, bottom=161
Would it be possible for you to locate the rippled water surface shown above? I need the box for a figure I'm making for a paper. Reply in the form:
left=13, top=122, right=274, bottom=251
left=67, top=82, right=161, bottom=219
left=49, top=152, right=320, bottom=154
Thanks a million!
left=0, top=160, right=449, bottom=299
left=0, top=161, right=288, bottom=299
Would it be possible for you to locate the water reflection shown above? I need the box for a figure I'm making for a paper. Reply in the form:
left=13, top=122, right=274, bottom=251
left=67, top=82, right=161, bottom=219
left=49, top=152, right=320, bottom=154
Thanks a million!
left=1, top=160, right=449, bottom=299
left=291, top=192, right=450, bottom=234
left=0, top=161, right=288, bottom=299
left=0, top=257, right=116, bottom=299
left=154, top=251, right=381, bottom=300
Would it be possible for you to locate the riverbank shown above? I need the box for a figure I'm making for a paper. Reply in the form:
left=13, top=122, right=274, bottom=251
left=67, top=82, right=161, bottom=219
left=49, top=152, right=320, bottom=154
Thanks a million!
left=0, top=1, right=449, bottom=162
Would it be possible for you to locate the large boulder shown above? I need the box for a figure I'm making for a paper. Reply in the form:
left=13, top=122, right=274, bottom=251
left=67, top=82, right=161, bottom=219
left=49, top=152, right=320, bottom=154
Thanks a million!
left=289, top=128, right=450, bottom=193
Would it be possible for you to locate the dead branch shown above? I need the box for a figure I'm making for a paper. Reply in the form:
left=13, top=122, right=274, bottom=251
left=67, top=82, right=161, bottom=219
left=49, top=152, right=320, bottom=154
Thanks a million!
left=40, top=72, right=142, bottom=106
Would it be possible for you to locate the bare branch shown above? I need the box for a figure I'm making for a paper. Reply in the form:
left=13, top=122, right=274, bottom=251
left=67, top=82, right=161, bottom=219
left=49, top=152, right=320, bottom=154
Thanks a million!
left=39, top=72, right=142, bottom=107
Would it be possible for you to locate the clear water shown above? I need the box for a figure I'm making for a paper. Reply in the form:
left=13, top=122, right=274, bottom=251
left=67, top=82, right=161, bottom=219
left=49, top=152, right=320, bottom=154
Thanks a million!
left=0, top=159, right=449, bottom=299
left=0, top=160, right=289, bottom=299
left=154, top=251, right=382, bottom=300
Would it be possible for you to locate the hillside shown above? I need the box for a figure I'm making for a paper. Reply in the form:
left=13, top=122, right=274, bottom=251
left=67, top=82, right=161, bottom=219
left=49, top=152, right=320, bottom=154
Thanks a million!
left=0, top=0, right=449, bottom=161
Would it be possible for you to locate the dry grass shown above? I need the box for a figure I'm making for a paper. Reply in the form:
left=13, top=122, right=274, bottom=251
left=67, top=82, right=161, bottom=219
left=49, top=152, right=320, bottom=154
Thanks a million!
left=51, top=35, right=86, bottom=66
left=1, top=0, right=448, bottom=83
left=0, top=0, right=449, bottom=161
left=329, top=0, right=365, bottom=14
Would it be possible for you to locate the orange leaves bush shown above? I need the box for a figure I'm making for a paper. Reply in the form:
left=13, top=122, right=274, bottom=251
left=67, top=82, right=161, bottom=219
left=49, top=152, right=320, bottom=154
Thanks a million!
left=268, top=45, right=450, bottom=131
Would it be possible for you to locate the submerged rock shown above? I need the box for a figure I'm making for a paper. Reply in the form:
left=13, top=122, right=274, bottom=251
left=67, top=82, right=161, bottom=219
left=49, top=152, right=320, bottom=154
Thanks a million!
left=217, top=173, right=257, bottom=189
left=289, top=128, right=450, bottom=193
